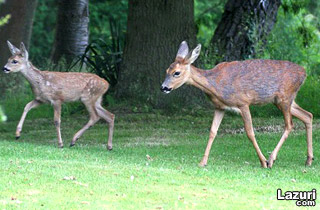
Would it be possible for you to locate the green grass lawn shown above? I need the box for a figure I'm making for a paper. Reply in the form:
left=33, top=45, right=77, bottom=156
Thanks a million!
left=0, top=109, right=319, bottom=209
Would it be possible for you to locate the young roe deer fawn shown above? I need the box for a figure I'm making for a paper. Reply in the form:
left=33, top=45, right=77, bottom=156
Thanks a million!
left=3, top=41, right=114, bottom=149
left=161, top=41, right=313, bottom=168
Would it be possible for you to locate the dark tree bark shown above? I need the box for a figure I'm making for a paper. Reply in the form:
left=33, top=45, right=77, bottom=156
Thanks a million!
left=117, top=0, right=196, bottom=106
left=51, top=0, right=89, bottom=64
left=0, top=0, right=38, bottom=97
left=209, top=0, right=281, bottom=62
left=0, top=0, right=38, bottom=66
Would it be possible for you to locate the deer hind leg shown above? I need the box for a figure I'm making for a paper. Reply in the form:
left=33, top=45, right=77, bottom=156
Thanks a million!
left=16, top=99, right=41, bottom=139
left=95, top=96, right=115, bottom=150
left=70, top=101, right=100, bottom=147
left=199, top=109, right=224, bottom=167
left=240, top=105, right=268, bottom=168
left=53, top=102, right=63, bottom=148
left=291, top=101, right=313, bottom=166
left=268, top=102, right=293, bottom=168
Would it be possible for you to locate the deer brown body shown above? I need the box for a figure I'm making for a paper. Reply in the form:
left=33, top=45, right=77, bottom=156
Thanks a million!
left=161, top=41, right=313, bottom=168
left=3, top=41, right=114, bottom=149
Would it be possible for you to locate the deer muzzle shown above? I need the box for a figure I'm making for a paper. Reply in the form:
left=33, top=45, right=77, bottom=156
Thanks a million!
left=2, top=67, right=10, bottom=73
left=160, top=85, right=172, bottom=94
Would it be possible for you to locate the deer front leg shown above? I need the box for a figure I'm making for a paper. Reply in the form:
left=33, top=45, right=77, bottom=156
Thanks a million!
left=268, top=105, right=293, bottom=168
left=53, top=102, right=63, bottom=148
left=240, top=105, right=267, bottom=168
left=16, top=100, right=41, bottom=139
left=199, top=109, right=225, bottom=167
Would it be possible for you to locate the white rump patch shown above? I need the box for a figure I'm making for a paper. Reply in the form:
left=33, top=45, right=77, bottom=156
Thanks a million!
left=225, top=107, right=241, bottom=114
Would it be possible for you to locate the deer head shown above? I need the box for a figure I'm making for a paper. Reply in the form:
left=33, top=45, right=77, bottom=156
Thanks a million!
left=3, top=41, right=29, bottom=73
left=160, top=41, right=201, bottom=94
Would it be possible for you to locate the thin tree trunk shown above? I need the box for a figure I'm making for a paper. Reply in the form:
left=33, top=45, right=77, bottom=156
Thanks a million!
left=0, top=0, right=38, bottom=97
left=209, top=0, right=281, bottom=62
left=117, top=0, right=197, bottom=106
left=51, top=0, right=89, bottom=64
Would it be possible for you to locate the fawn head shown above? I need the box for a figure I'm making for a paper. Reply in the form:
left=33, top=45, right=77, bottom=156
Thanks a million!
left=160, top=41, right=201, bottom=93
left=3, top=41, right=29, bottom=73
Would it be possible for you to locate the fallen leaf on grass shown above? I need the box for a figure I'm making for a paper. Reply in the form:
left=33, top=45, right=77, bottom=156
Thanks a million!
left=291, top=178, right=296, bottom=183
left=63, top=176, right=76, bottom=180
left=74, top=181, right=88, bottom=187
left=81, top=201, right=90, bottom=205
left=27, top=190, right=41, bottom=196
left=146, top=154, right=153, bottom=161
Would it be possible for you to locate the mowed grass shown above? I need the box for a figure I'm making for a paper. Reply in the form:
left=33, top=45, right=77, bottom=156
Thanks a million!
left=0, top=108, right=319, bottom=210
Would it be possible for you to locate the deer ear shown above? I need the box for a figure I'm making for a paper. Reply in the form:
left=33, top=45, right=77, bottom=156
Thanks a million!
left=20, top=42, right=29, bottom=60
left=186, top=44, right=201, bottom=64
left=176, top=41, right=189, bottom=59
left=7, top=40, right=20, bottom=55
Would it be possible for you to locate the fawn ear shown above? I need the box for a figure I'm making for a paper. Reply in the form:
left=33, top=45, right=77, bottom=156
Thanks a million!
left=176, top=41, right=189, bottom=59
left=186, top=44, right=201, bottom=64
left=7, top=40, right=20, bottom=55
left=20, top=42, right=29, bottom=60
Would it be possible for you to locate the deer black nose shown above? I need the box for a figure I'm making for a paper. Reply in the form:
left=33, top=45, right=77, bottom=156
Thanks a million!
left=2, top=67, right=10, bottom=72
left=160, top=85, right=172, bottom=93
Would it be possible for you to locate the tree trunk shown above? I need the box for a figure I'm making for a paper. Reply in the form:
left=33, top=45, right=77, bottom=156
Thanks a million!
left=117, top=0, right=197, bottom=106
left=51, top=0, right=89, bottom=64
left=0, top=0, right=38, bottom=97
left=209, top=0, right=281, bottom=62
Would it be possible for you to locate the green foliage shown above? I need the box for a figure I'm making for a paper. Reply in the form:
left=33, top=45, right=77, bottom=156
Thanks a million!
left=31, top=0, right=128, bottom=68
left=30, top=0, right=57, bottom=67
left=0, top=14, right=10, bottom=27
left=71, top=37, right=122, bottom=89
left=194, top=0, right=226, bottom=46
left=89, top=0, right=127, bottom=42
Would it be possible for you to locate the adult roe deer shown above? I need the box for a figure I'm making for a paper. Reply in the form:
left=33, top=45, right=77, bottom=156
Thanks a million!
left=3, top=41, right=114, bottom=149
left=160, top=41, right=313, bottom=168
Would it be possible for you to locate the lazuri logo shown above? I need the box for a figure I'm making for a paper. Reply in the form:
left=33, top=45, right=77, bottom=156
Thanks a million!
left=277, top=189, right=316, bottom=207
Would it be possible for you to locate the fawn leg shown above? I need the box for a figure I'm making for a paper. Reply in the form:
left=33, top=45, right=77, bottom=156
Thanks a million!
left=70, top=102, right=100, bottom=147
left=240, top=105, right=267, bottom=168
left=199, top=109, right=224, bottom=167
left=16, top=100, right=41, bottom=139
left=53, top=102, right=63, bottom=148
left=291, top=101, right=313, bottom=166
left=95, top=103, right=115, bottom=150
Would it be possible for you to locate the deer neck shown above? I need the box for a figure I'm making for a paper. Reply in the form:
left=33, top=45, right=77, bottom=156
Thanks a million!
left=20, top=62, right=44, bottom=87
left=187, top=65, right=218, bottom=96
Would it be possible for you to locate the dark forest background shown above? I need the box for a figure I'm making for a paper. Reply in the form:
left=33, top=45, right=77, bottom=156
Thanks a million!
left=0, top=0, right=319, bottom=119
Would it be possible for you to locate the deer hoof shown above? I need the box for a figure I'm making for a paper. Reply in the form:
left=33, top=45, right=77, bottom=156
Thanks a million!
left=70, top=143, right=75, bottom=147
left=267, top=159, right=275, bottom=168
left=198, top=162, right=207, bottom=168
left=107, top=145, right=113, bottom=151
left=260, top=160, right=268, bottom=168
left=305, top=157, right=313, bottom=166
left=15, top=136, right=20, bottom=140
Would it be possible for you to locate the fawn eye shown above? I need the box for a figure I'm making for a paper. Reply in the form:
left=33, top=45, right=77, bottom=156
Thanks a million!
left=173, top=72, right=181, bottom=77
left=12, top=60, right=18, bottom=64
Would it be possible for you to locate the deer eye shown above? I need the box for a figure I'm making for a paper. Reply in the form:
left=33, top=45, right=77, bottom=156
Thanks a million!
left=173, top=72, right=181, bottom=77
left=12, top=60, right=18, bottom=64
